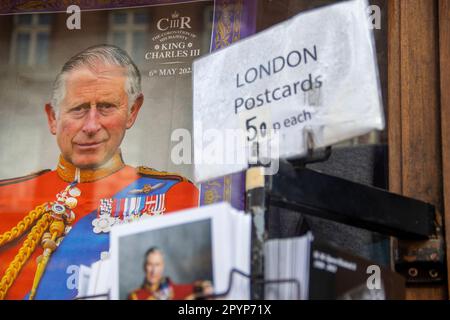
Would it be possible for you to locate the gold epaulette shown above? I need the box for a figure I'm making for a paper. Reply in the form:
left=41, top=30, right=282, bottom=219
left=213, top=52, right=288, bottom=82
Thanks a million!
left=137, top=166, right=190, bottom=182
left=0, top=169, right=51, bottom=187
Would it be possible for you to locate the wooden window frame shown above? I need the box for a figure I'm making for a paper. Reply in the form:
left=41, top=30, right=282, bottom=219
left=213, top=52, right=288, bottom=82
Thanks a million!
left=388, top=0, right=450, bottom=299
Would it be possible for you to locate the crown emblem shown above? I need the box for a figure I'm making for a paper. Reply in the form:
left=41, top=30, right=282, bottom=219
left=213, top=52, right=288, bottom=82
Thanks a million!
left=171, top=11, right=179, bottom=19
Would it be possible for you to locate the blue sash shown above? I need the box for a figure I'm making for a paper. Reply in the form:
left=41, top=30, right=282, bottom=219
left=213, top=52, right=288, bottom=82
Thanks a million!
left=30, top=176, right=178, bottom=300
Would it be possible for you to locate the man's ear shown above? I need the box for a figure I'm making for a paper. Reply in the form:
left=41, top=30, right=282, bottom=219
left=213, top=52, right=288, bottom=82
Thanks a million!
left=126, top=94, right=144, bottom=129
left=45, top=103, right=57, bottom=135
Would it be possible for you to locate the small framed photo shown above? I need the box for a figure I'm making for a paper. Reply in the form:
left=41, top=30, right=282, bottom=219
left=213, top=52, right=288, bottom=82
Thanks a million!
left=110, top=203, right=235, bottom=300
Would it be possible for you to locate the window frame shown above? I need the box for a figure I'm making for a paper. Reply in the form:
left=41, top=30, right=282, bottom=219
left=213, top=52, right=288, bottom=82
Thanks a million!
left=9, top=13, right=51, bottom=66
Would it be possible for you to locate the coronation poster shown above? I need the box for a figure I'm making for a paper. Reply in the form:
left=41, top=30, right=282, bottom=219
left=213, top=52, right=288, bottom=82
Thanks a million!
left=0, top=0, right=255, bottom=209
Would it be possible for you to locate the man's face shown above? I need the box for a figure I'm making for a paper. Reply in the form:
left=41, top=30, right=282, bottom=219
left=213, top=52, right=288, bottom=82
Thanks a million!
left=45, top=63, right=142, bottom=169
left=145, top=251, right=165, bottom=285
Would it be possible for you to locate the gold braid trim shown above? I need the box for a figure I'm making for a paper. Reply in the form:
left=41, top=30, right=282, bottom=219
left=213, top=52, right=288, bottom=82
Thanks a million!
left=0, top=210, right=51, bottom=300
left=137, top=166, right=189, bottom=182
left=0, top=204, right=47, bottom=247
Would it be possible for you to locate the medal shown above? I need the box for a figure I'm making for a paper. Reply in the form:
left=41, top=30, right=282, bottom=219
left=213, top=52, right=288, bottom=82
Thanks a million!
left=92, top=214, right=116, bottom=234
left=92, top=193, right=167, bottom=234
left=49, top=184, right=81, bottom=223
left=51, top=203, right=66, bottom=213
left=69, top=187, right=81, bottom=197
left=65, top=197, right=77, bottom=209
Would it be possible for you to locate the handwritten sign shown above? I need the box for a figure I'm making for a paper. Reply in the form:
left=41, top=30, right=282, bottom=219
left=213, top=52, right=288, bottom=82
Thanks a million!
left=193, top=0, right=384, bottom=182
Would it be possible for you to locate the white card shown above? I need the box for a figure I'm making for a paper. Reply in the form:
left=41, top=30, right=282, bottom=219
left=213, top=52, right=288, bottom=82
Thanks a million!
left=110, top=202, right=246, bottom=300
left=193, top=0, right=384, bottom=182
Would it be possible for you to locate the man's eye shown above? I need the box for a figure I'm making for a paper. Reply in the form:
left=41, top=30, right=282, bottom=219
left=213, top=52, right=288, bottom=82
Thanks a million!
left=69, top=104, right=89, bottom=115
left=98, top=103, right=115, bottom=111
left=70, top=107, right=86, bottom=115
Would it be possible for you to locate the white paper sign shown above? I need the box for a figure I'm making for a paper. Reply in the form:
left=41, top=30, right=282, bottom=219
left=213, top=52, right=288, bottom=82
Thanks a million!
left=193, top=0, right=384, bottom=182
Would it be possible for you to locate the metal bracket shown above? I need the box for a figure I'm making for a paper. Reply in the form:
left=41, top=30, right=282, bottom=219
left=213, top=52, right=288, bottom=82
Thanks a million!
left=268, top=160, right=435, bottom=240
left=245, top=166, right=268, bottom=300
left=273, top=159, right=445, bottom=284
left=246, top=146, right=442, bottom=287
left=394, top=211, right=446, bottom=284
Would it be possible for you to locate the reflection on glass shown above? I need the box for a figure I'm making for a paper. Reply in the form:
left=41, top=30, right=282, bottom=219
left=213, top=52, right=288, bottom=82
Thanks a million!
left=38, top=14, right=52, bottom=25
left=132, top=31, right=146, bottom=64
left=16, top=33, right=30, bottom=65
left=112, top=31, right=126, bottom=49
left=133, top=12, right=149, bottom=24
left=113, top=12, right=128, bottom=24
left=17, top=14, right=32, bottom=25
left=36, top=33, right=49, bottom=65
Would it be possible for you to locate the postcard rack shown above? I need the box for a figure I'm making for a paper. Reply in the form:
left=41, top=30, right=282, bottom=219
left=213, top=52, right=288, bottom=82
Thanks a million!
left=74, top=269, right=302, bottom=300
left=75, top=147, right=441, bottom=301
left=202, top=269, right=301, bottom=300
left=245, top=148, right=441, bottom=299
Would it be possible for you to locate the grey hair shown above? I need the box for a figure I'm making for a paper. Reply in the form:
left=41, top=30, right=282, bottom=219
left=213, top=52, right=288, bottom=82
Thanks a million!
left=51, top=44, right=142, bottom=112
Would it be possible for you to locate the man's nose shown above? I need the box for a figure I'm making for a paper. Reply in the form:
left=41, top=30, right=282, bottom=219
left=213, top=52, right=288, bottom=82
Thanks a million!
left=82, top=108, right=101, bottom=135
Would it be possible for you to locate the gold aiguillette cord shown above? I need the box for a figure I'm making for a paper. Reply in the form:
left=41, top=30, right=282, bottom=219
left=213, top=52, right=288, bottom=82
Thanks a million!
left=0, top=182, right=80, bottom=300
left=0, top=205, right=51, bottom=299
left=29, top=219, right=66, bottom=300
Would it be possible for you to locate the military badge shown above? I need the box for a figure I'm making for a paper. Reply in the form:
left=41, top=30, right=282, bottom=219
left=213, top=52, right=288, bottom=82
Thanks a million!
left=128, top=183, right=165, bottom=195
left=92, top=214, right=116, bottom=234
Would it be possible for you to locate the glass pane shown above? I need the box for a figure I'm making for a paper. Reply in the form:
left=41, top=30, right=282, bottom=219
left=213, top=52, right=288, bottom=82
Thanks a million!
left=16, top=32, right=30, bottom=65
left=38, top=14, right=52, bottom=25
left=17, top=14, right=32, bottom=25
left=133, top=12, right=148, bottom=24
left=208, top=8, right=214, bottom=23
left=254, top=0, right=391, bottom=267
left=36, top=33, right=50, bottom=65
left=112, top=12, right=127, bottom=24
left=132, top=31, right=146, bottom=64
left=112, top=31, right=126, bottom=49
left=256, top=0, right=387, bottom=147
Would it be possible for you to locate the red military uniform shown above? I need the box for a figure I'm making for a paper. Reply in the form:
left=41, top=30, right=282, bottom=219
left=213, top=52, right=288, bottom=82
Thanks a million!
left=0, top=153, right=199, bottom=300
left=128, top=278, right=196, bottom=300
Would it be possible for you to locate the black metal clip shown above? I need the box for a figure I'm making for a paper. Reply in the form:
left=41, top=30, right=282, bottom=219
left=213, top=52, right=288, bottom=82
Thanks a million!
left=198, top=268, right=301, bottom=300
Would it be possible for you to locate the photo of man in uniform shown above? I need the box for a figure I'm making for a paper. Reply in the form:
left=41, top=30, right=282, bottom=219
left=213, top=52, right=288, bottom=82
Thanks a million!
left=128, top=247, right=213, bottom=300
left=0, top=45, right=199, bottom=300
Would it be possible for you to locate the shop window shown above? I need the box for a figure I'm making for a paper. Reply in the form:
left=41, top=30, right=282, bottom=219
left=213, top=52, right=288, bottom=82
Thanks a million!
left=10, top=14, right=51, bottom=66
left=108, top=10, right=149, bottom=65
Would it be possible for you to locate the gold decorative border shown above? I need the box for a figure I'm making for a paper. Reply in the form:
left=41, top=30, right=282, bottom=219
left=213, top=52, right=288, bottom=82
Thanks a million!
left=0, top=0, right=198, bottom=14
left=223, top=175, right=232, bottom=202
left=214, top=0, right=243, bottom=50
